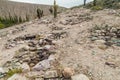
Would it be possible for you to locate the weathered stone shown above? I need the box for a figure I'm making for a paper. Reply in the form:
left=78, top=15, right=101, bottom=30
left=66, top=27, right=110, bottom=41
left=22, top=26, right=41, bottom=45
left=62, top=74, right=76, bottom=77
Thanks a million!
left=59, top=20, right=69, bottom=25
left=48, top=55, right=56, bottom=61
left=22, top=57, right=31, bottom=62
left=62, top=67, right=75, bottom=78
left=0, top=67, right=5, bottom=73
left=71, top=74, right=89, bottom=80
left=32, top=59, right=50, bottom=71
left=44, top=70, right=58, bottom=78
left=95, top=40, right=106, bottom=45
left=98, top=44, right=107, bottom=50
left=0, top=67, right=5, bottom=78
left=21, top=63, right=30, bottom=72
left=29, top=63, right=35, bottom=67
left=44, top=45, right=52, bottom=50
left=91, top=37, right=98, bottom=41
left=29, top=47, right=37, bottom=51
left=35, top=78, right=44, bottom=80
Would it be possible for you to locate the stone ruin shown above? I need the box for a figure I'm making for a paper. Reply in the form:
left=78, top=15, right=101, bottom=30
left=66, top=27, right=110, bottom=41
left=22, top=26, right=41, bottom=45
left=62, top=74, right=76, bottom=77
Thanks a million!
left=90, top=24, right=120, bottom=46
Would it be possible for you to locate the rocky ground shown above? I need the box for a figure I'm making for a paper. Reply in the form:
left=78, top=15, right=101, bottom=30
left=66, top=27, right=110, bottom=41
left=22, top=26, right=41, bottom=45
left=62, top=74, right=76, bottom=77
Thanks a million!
left=0, top=8, right=120, bottom=80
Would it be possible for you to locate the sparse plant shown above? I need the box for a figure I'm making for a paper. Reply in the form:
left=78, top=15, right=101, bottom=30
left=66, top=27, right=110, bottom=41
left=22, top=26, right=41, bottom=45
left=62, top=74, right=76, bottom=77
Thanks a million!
left=49, top=6, right=53, bottom=14
left=26, top=14, right=30, bottom=21
left=53, top=0, right=58, bottom=18
left=37, top=8, right=43, bottom=19
left=91, top=5, right=103, bottom=11
left=6, top=68, right=22, bottom=78
left=93, top=0, right=97, bottom=6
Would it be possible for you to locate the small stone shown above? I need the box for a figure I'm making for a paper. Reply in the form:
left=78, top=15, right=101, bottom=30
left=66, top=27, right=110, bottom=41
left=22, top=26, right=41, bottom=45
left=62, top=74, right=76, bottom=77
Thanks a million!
left=60, top=20, right=68, bottom=25
left=17, top=41, right=24, bottom=44
left=48, top=55, right=56, bottom=61
left=35, top=78, right=44, bottom=80
left=91, top=37, right=98, bottom=41
left=98, top=44, right=107, bottom=50
left=21, top=63, right=30, bottom=72
left=22, top=57, right=31, bottom=62
left=44, top=70, right=58, bottom=78
left=71, top=74, right=89, bottom=80
left=29, top=47, right=37, bottom=51
left=29, top=63, right=35, bottom=67
left=23, top=46, right=30, bottom=51
left=32, top=59, right=50, bottom=71
left=52, top=40, right=57, bottom=45
left=0, top=67, right=5, bottom=73
left=44, top=45, right=52, bottom=50
left=95, top=40, right=106, bottom=45
left=62, top=67, right=75, bottom=78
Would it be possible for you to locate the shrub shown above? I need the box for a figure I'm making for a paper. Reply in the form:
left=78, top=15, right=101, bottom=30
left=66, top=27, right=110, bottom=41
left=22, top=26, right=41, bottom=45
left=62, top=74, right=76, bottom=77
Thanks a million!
left=49, top=7, right=53, bottom=14
left=37, top=8, right=43, bottom=19
left=6, top=68, right=22, bottom=78
left=91, top=6, right=103, bottom=11
left=0, top=23, right=5, bottom=29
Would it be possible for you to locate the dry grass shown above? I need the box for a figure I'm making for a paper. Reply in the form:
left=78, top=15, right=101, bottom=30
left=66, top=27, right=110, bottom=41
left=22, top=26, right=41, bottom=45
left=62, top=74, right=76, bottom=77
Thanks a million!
left=0, top=0, right=65, bottom=20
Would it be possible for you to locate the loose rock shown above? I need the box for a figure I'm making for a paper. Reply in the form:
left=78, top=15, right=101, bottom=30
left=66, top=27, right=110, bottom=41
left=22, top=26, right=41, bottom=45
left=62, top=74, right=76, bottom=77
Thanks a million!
left=71, top=74, right=89, bottom=80
left=32, top=59, right=50, bottom=71
left=62, top=67, right=75, bottom=78
left=21, top=63, right=30, bottom=72
left=44, top=70, right=58, bottom=79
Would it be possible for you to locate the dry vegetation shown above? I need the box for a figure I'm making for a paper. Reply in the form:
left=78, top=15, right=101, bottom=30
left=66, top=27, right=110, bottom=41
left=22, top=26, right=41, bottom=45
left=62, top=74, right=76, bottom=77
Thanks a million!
left=0, top=0, right=65, bottom=20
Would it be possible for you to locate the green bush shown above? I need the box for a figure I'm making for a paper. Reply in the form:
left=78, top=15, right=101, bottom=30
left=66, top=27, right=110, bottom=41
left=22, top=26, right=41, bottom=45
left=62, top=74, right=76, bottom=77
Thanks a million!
left=91, top=6, right=103, bottom=11
left=6, top=68, right=22, bottom=78
left=102, top=0, right=120, bottom=9
left=0, top=23, right=5, bottom=29
left=0, top=13, right=28, bottom=29
left=85, top=0, right=120, bottom=9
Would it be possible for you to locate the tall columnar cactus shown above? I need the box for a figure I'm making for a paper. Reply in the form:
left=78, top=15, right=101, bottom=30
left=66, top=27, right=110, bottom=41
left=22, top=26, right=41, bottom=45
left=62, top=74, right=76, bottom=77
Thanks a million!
left=53, top=0, right=58, bottom=18
left=37, top=8, right=43, bottom=19
left=84, top=0, right=87, bottom=6
left=93, top=0, right=97, bottom=6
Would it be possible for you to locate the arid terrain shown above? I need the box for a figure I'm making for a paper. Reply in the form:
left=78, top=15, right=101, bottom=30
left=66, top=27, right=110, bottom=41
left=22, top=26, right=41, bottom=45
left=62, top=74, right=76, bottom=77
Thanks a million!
left=0, top=6, right=120, bottom=80
left=0, top=0, right=65, bottom=20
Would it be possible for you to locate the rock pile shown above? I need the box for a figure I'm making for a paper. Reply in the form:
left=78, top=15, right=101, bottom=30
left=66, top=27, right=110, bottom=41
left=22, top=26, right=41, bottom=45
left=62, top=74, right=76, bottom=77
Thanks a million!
left=90, top=24, right=120, bottom=46
left=60, top=13, right=93, bottom=25
left=5, top=35, right=56, bottom=68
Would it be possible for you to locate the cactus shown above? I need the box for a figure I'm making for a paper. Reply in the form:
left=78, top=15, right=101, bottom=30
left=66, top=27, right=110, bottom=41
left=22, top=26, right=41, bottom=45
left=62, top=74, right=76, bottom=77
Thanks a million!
left=93, top=0, right=97, bottom=6
left=37, top=8, right=43, bottom=19
left=53, top=0, right=58, bottom=18
left=19, top=16, right=22, bottom=23
left=84, top=0, right=86, bottom=6
left=49, top=7, right=53, bottom=14
left=26, top=14, right=29, bottom=21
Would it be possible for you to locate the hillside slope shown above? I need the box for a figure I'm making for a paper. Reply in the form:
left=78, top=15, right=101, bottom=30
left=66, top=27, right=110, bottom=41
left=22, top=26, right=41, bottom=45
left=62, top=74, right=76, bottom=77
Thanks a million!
left=0, top=8, right=120, bottom=80
left=0, top=0, right=65, bottom=20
